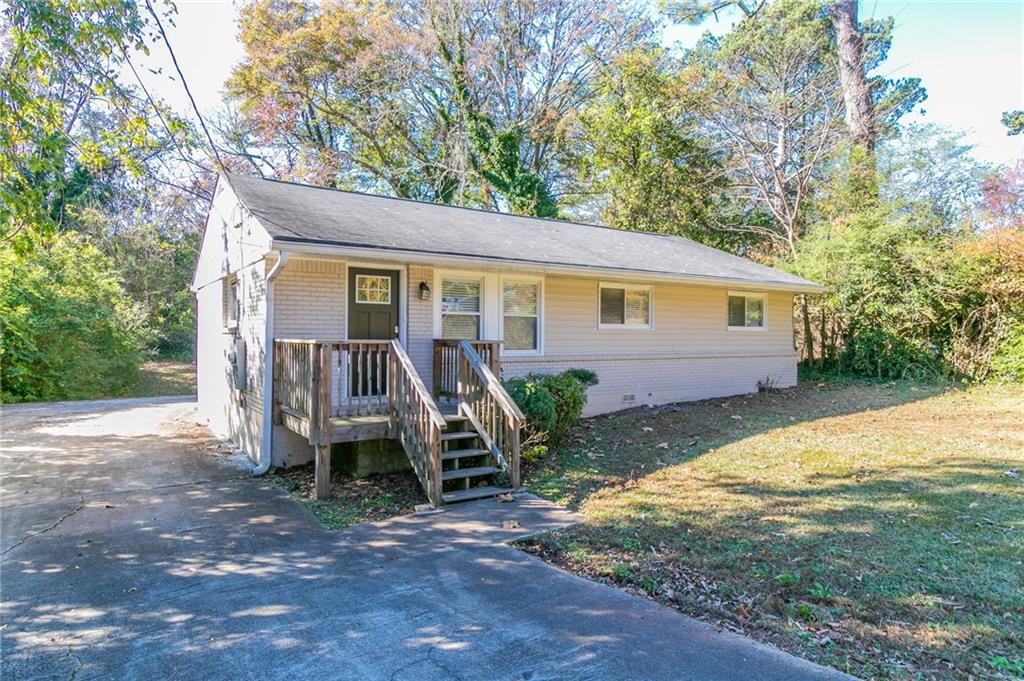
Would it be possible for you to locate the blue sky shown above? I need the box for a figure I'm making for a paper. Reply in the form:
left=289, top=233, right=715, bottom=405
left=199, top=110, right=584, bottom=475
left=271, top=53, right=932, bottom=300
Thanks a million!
left=141, top=0, right=1023, bottom=166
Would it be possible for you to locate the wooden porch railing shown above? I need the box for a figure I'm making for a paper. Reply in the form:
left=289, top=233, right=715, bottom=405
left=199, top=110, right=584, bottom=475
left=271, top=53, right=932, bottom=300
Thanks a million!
left=274, top=339, right=392, bottom=424
left=273, top=338, right=520, bottom=505
left=388, top=340, right=445, bottom=507
left=456, top=340, right=524, bottom=489
left=433, top=339, right=500, bottom=398
left=274, top=339, right=391, bottom=498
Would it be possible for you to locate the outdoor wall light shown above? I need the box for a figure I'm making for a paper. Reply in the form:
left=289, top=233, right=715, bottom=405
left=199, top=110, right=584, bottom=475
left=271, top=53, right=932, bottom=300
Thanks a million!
left=419, top=281, right=431, bottom=301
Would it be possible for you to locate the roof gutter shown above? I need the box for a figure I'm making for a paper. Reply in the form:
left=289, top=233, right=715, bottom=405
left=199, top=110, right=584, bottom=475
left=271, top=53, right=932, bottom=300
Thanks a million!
left=269, top=239, right=825, bottom=294
left=254, top=251, right=289, bottom=477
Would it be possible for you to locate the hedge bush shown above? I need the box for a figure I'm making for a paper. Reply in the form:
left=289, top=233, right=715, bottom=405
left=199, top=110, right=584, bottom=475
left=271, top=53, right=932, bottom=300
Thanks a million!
left=503, top=368, right=599, bottom=456
left=1, top=232, right=150, bottom=402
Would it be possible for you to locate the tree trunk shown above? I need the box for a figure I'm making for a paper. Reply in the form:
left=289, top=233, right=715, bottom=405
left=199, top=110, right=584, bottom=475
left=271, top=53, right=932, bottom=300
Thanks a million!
left=802, top=296, right=815, bottom=365
left=830, top=0, right=875, bottom=150
left=818, top=307, right=828, bottom=367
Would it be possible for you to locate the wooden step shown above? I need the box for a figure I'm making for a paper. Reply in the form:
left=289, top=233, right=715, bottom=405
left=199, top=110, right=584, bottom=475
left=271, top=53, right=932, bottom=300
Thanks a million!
left=442, top=465, right=498, bottom=481
left=441, top=448, right=488, bottom=461
left=441, top=431, right=478, bottom=442
left=443, top=414, right=469, bottom=424
left=442, top=486, right=512, bottom=504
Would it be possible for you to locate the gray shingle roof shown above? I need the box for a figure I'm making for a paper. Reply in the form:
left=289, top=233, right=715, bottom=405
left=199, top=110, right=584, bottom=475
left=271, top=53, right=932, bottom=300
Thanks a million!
left=224, top=173, right=821, bottom=292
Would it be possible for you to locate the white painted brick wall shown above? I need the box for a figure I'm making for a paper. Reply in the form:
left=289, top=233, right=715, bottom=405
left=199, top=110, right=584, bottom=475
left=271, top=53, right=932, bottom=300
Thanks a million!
left=407, top=265, right=434, bottom=389
left=274, top=259, right=345, bottom=338
left=503, top=353, right=797, bottom=416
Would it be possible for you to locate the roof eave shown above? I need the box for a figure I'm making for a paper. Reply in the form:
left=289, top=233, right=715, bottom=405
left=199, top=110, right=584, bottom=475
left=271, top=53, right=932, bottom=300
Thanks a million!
left=269, top=238, right=825, bottom=294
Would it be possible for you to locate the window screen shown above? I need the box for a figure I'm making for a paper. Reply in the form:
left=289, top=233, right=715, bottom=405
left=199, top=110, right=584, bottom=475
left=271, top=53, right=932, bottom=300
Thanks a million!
left=503, top=281, right=538, bottom=350
left=728, top=295, right=765, bottom=328
left=441, top=278, right=481, bottom=339
left=600, top=286, right=649, bottom=327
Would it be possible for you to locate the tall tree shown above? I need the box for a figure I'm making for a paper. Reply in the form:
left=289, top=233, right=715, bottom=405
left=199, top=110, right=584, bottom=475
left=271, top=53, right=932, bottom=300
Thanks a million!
left=226, top=0, right=653, bottom=215
left=691, top=0, right=844, bottom=257
left=576, top=48, right=726, bottom=243
left=662, top=0, right=765, bottom=23
left=0, top=0, right=195, bottom=249
left=690, top=0, right=922, bottom=361
left=829, top=0, right=875, bottom=150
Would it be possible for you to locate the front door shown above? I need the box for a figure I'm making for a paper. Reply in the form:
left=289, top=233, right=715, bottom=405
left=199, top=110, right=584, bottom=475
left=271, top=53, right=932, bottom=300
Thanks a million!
left=348, top=268, right=400, bottom=397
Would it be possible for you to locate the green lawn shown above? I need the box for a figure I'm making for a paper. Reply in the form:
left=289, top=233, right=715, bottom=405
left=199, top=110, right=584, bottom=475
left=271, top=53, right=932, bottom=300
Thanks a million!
left=518, top=381, right=1024, bottom=680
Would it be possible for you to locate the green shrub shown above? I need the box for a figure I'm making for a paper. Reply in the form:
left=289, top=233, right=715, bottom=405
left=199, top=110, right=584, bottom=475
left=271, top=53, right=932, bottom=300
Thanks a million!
left=562, top=367, right=599, bottom=388
left=503, top=368, right=599, bottom=450
left=0, top=232, right=150, bottom=402
left=990, top=323, right=1024, bottom=382
left=844, top=327, right=941, bottom=380
left=534, top=372, right=590, bottom=443
left=503, top=376, right=557, bottom=433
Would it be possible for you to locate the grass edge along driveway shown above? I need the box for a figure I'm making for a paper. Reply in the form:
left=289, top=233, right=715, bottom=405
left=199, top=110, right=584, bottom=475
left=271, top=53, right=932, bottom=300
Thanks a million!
left=519, top=380, right=1024, bottom=680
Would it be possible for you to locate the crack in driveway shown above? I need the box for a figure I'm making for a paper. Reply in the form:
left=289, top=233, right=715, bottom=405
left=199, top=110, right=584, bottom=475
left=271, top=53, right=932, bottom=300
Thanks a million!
left=2, top=496, right=84, bottom=556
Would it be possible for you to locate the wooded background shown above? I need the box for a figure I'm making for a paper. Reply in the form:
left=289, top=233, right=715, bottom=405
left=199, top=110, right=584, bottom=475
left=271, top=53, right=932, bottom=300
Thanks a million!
left=2, top=0, right=1022, bottom=402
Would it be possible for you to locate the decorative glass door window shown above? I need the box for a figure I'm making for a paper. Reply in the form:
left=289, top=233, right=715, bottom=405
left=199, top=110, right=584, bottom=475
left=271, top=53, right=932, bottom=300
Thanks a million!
left=441, top=278, right=481, bottom=339
left=354, top=274, right=391, bottom=304
left=503, top=281, right=539, bottom=351
left=727, top=294, right=765, bottom=328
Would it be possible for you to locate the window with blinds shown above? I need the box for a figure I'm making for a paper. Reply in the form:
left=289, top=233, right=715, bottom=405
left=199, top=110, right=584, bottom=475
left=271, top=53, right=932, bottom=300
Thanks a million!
left=441, top=278, right=481, bottom=339
left=727, top=294, right=765, bottom=329
left=503, top=281, right=539, bottom=351
left=599, top=285, right=650, bottom=328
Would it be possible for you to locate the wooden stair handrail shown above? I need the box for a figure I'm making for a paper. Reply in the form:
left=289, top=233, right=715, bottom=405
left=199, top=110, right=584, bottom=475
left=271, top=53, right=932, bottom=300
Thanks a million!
left=456, top=340, right=523, bottom=489
left=390, top=340, right=446, bottom=430
left=388, top=339, right=445, bottom=507
left=457, top=341, right=525, bottom=421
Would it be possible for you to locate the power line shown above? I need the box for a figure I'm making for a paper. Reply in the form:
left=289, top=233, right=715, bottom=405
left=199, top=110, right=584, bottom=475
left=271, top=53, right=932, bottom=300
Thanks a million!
left=143, top=0, right=225, bottom=170
left=122, top=48, right=212, bottom=183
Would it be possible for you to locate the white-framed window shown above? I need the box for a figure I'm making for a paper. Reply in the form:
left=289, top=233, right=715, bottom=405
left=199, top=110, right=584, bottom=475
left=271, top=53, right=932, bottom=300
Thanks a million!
left=355, top=274, right=391, bottom=304
left=727, top=292, right=766, bottom=330
left=502, top=278, right=541, bottom=353
left=599, top=283, right=652, bottom=329
left=440, top=277, right=482, bottom=340
left=224, top=276, right=239, bottom=328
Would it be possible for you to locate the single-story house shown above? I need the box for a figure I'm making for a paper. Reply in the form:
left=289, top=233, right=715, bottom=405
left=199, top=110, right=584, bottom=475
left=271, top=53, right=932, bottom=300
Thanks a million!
left=191, top=172, right=822, bottom=506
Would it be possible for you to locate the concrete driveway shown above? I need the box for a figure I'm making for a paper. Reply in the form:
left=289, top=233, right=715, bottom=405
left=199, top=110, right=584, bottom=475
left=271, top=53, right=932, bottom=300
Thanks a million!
left=1, top=397, right=852, bottom=680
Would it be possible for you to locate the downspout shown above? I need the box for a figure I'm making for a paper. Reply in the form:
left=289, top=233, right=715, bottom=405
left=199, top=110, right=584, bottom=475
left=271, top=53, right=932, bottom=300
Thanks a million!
left=254, top=251, right=289, bottom=476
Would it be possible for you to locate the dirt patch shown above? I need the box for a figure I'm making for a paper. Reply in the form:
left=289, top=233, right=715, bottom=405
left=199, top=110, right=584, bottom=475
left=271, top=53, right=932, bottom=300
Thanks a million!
left=270, top=465, right=424, bottom=530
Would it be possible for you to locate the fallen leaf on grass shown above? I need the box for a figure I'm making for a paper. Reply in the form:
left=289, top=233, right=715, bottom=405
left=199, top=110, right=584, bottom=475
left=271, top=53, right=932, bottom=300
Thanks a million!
left=642, top=426, right=654, bottom=432
left=656, top=442, right=670, bottom=449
